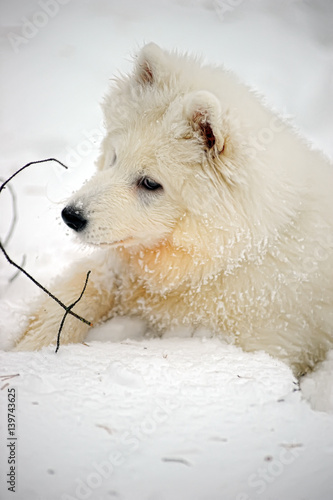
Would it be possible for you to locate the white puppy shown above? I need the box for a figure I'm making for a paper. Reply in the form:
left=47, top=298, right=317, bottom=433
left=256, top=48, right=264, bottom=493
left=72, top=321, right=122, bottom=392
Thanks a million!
left=16, top=44, right=333, bottom=376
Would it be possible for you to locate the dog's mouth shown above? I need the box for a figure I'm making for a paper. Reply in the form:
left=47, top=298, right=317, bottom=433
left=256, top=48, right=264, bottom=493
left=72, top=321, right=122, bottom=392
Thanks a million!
left=95, top=237, right=136, bottom=248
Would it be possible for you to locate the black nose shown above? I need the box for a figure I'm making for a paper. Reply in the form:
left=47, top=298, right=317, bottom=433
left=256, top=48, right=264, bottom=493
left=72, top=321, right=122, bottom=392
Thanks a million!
left=61, top=206, right=87, bottom=232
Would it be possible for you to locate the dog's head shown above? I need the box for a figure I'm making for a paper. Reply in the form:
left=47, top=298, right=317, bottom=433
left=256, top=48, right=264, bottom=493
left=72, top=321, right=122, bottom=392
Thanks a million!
left=62, top=44, right=246, bottom=257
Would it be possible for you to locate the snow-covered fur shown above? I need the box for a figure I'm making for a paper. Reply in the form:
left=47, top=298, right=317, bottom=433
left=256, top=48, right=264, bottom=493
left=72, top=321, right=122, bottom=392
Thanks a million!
left=16, top=43, right=333, bottom=376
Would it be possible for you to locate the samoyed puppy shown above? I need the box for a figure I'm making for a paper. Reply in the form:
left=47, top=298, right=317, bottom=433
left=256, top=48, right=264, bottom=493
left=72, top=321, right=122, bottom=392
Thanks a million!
left=15, top=43, right=333, bottom=376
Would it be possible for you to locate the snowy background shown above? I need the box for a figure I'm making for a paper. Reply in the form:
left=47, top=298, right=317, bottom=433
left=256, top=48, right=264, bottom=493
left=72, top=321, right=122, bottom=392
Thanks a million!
left=1, top=1, right=333, bottom=499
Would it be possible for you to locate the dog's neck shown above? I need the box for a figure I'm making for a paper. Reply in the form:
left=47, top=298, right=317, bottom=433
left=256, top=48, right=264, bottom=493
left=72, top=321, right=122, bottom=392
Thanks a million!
left=119, top=217, right=261, bottom=294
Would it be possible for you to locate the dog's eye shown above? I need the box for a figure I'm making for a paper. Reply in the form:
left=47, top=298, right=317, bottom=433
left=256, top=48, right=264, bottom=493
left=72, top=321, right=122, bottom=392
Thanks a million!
left=110, top=152, right=117, bottom=167
left=139, top=177, right=163, bottom=191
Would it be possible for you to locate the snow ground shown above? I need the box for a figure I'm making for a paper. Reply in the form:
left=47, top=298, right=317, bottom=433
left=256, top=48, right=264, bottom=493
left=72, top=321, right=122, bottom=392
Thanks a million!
left=0, top=1, right=333, bottom=499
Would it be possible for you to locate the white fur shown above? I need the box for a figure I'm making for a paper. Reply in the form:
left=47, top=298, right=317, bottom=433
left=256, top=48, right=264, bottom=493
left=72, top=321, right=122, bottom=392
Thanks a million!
left=16, top=44, right=333, bottom=376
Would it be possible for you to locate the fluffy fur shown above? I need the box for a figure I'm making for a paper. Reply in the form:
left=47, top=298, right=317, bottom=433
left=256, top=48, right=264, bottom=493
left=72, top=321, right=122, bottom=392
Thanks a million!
left=15, top=43, right=333, bottom=376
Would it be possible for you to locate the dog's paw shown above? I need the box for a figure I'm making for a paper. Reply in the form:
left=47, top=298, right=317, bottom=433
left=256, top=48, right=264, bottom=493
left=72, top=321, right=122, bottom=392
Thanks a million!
left=13, top=305, right=90, bottom=352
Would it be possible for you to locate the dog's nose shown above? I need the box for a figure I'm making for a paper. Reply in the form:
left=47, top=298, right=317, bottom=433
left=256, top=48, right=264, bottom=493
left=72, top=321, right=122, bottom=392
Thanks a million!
left=61, top=206, right=87, bottom=232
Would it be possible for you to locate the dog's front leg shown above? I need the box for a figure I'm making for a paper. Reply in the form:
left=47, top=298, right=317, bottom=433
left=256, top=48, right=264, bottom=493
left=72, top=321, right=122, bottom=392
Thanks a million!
left=14, top=256, right=118, bottom=351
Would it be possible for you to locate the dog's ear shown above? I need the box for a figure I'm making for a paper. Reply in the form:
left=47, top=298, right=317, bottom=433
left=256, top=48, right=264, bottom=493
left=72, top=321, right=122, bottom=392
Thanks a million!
left=183, top=91, right=225, bottom=154
left=135, top=43, right=166, bottom=86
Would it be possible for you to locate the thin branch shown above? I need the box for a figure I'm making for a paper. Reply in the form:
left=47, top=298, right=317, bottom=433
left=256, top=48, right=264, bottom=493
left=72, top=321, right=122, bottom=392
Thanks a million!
left=0, top=374, right=20, bottom=381
left=55, top=270, right=91, bottom=353
left=0, top=158, right=68, bottom=195
left=0, top=240, right=91, bottom=327
left=0, top=159, right=93, bottom=352
left=0, top=176, right=26, bottom=283
left=0, top=179, right=18, bottom=247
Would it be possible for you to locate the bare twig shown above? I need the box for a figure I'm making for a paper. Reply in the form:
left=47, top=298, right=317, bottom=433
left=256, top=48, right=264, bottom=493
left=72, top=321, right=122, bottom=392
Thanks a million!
left=0, top=240, right=91, bottom=327
left=0, top=177, right=26, bottom=283
left=0, top=179, right=18, bottom=247
left=0, top=374, right=20, bottom=381
left=0, top=158, right=68, bottom=195
left=0, top=159, right=93, bottom=352
left=56, top=270, right=91, bottom=353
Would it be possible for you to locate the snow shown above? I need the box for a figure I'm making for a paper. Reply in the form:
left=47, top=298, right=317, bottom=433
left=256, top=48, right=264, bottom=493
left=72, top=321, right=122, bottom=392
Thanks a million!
left=1, top=1, right=333, bottom=499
